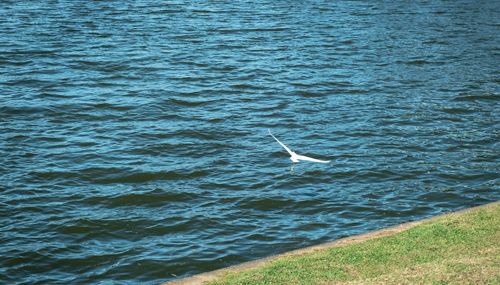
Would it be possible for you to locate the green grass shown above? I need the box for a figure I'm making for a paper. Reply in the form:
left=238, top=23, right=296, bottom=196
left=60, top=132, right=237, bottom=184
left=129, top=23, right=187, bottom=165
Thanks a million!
left=208, top=203, right=499, bottom=285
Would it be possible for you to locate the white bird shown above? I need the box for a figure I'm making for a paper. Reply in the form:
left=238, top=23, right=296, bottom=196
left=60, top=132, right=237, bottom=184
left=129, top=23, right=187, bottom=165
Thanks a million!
left=268, top=129, right=330, bottom=165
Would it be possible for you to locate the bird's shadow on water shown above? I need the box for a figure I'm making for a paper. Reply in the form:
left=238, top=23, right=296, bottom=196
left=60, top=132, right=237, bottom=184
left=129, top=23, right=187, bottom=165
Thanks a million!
left=287, top=162, right=331, bottom=177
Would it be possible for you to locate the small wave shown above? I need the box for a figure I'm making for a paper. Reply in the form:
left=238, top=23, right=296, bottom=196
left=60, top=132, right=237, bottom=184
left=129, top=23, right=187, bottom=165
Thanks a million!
left=230, top=83, right=263, bottom=90
left=237, top=197, right=295, bottom=211
left=210, top=27, right=290, bottom=34
left=438, top=107, right=474, bottom=114
left=90, top=102, right=134, bottom=111
left=295, top=91, right=325, bottom=97
left=344, top=89, right=370, bottom=94
left=199, top=182, right=244, bottom=191
left=31, top=170, right=84, bottom=181
left=423, top=39, right=450, bottom=45
left=31, top=168, right=209, bottom=184
left=3, top=78, right=51, bottom=86
left=174, top=129, right=250, bottom=141
left=96, top=170, right=209, bottom=184
left=0, top=59, right=33, bottom=66
left=129, top=141, right=231, bottom=157
left=418, top=191, right=465, bottom=204
left=453, top=92, right=498, bottom=102
left=84, top=189, right=200, bottom=208
left=168, top=98, right=215, bottom=107
left=353, top=169, right=400, bottom=181
left=0, top=105, right=52, bottom=116
left=397, top=59, right=444, bottom=65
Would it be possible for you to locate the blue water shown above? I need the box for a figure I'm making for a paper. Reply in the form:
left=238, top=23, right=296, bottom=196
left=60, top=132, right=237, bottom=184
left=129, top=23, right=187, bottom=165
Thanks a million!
left=1, top=1, right=499, bottom=284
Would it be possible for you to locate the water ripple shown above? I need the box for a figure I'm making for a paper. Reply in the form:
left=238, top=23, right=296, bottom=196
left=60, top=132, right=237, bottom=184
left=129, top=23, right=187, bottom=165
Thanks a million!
left=1, top=0, right=499, bottom=284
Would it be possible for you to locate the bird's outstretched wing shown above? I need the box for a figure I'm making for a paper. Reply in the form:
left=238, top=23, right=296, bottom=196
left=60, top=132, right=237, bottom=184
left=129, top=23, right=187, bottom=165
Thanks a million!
left=268, top=129, right=294, bottom=156
left=295, top=154, right=330, bottom=163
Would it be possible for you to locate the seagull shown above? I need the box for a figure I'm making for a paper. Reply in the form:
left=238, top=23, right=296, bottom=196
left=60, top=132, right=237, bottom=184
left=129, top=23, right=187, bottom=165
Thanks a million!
left=268, top=129, right=330, bottom=167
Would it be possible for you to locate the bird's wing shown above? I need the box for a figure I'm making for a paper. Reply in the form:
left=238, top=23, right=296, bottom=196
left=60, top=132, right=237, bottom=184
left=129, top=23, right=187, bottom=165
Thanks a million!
left=268, top=129, right=294, bottom=156
left=295, top=154, right=330, bottom=163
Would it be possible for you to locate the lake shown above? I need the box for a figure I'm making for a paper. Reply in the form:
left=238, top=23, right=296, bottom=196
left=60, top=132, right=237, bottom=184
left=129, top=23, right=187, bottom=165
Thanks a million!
left=1, top=0, right=499, bottom=284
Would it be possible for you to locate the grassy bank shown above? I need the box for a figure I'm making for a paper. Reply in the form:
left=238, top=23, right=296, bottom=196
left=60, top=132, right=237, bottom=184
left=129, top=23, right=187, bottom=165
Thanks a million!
left=204, top=202, right=499, bottom=285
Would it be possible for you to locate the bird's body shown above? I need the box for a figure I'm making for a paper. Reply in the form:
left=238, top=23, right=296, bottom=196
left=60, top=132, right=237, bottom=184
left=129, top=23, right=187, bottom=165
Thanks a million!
left=268, top=129, right=330, bottom=164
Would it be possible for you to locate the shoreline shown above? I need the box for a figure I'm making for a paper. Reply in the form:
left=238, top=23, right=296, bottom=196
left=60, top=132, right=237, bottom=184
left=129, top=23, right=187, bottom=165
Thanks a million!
left=163, top=200, right=499, bottom=285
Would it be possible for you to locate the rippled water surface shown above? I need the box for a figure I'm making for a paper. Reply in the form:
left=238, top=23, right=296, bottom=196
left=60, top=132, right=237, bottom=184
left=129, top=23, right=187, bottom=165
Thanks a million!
left=1, top=1, right=499, bottom=284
